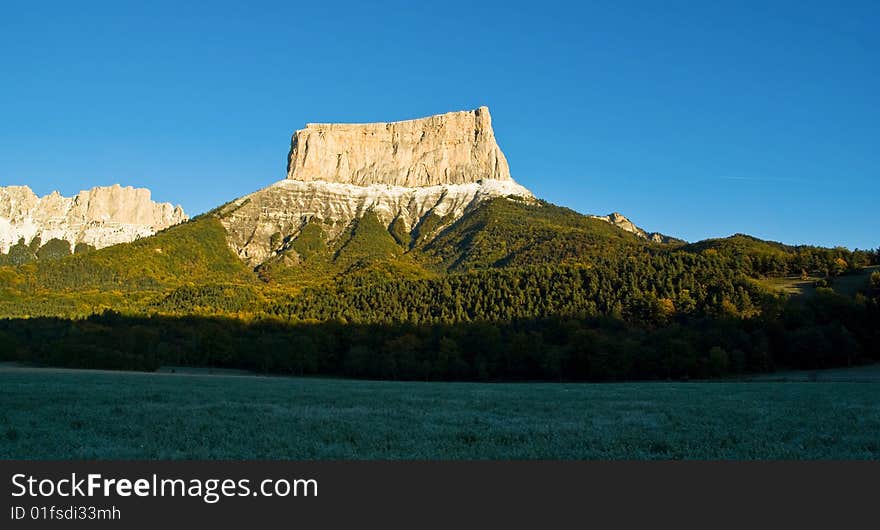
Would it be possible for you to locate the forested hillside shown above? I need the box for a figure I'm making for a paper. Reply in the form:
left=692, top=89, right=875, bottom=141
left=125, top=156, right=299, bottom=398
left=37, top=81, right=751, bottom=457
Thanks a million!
left=1, top=197, right=877, bottom=380
left=0, top=217, right=255, bottom=316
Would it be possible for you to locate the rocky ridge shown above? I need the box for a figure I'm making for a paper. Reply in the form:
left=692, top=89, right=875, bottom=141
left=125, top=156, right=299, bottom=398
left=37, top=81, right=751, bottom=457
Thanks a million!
left=0, top=184, right=187, bottom=253
left=219, top=178, right=532, bottom=267
left=589, top=212, right=676, bottom=243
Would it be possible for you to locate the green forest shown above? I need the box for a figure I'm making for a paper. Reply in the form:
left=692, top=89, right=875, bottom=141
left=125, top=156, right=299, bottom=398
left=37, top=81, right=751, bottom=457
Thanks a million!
left=1, top=198, right=878, bottom=381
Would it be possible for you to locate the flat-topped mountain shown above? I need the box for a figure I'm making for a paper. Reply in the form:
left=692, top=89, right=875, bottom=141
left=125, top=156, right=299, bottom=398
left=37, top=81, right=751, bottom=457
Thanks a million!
left=223, top=107, right=531, bottom=266
left=286, top=106, right=511, bottom=186
left=219, top=107, right=681, bottom=267
left=0, top=184, right=186, bottom=254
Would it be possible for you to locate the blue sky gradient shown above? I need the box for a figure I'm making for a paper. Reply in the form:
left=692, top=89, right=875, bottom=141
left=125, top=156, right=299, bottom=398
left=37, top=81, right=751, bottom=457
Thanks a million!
left=1, top=1, right=877, bottom=248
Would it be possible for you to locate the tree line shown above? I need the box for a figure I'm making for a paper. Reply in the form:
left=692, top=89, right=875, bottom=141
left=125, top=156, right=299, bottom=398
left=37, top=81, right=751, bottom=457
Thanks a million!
left=1, top=277, right=877, bottom=381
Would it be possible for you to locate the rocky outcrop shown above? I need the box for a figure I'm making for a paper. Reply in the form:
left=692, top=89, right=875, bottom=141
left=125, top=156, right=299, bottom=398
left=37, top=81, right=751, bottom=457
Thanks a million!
left=219, top=179, right=532, bottom=267
left=287, top=107, right=511, bottom=186
left=0, top=184, right=187, bottom=253
left=589, top=212, right=677, bottom=244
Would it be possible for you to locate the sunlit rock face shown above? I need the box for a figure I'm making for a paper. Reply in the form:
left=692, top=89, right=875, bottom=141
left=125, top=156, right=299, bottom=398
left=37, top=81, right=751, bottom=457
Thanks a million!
left=219, top=107, right=532, bottom=266
left=286, top=106, right=512, bottom=187
left=589, top=212, right=673, bottom=243
left=219, top=178, right=532, bottom=267
left=0, top=184, right=187, bottom=253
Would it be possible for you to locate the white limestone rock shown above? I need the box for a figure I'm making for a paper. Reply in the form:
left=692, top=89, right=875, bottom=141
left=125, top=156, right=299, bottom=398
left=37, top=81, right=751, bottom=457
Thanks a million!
left=0, top=184, right=187, bottom=254
left=287, top=107, right=511, bottom=186
left=589, top=212, right=673, bottom=243
left=219, top=178, right=533, bottom=267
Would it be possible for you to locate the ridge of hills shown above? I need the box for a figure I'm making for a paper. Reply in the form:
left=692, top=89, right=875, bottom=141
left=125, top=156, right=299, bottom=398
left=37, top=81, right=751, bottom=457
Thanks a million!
left=0, top=192, right=874, bottom=319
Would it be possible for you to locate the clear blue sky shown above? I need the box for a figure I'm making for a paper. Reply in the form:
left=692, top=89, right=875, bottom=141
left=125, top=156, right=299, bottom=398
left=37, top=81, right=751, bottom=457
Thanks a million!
left=1, top=1, right=877, bottom=249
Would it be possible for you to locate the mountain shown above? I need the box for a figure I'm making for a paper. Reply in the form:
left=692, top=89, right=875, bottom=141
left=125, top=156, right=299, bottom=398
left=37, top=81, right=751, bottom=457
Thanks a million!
left=0, top=184, right=186, bottom=255
left=219, top=107, right=533, bottom=268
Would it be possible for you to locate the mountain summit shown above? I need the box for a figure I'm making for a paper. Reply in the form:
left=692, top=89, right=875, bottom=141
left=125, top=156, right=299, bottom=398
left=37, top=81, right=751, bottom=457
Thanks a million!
left=286, top=106, right=511, bottom=186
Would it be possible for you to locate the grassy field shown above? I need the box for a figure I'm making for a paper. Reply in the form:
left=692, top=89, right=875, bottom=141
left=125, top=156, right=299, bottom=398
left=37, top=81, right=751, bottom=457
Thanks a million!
left=757, top=265, right=879, bottom=297
left=744, top=364, right=880, bottom=383
left=2, top=365, right=879, bottom=460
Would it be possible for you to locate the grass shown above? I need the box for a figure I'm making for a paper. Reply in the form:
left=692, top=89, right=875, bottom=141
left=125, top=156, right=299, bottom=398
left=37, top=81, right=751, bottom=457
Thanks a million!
left=832, top=265, right=879, bottom=297
left=756, top=276, right=819, bottom=297
left=757, top=266, right=879, bottom=297
left=1, top=365, right=879, bottom=459
left=744, top=364, right=880, bottom=383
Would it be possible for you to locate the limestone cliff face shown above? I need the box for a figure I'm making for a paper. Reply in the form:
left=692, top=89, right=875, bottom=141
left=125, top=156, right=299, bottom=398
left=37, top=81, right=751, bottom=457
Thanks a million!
left=220, top=179, right=532, bottom=267
left=0, top=184, right=187, bottom=253
left=286, top=107, right=511, bottom=186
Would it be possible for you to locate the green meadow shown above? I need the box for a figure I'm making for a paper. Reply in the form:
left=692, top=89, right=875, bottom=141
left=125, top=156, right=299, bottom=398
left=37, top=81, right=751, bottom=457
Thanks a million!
left=2, top=365, right=879, bottom=460
left=757, top=265, right=880, bottom=298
